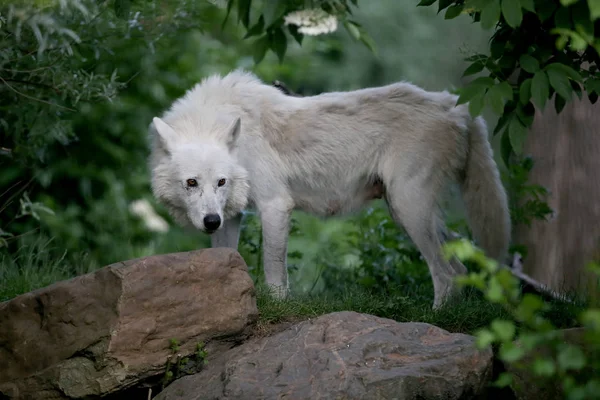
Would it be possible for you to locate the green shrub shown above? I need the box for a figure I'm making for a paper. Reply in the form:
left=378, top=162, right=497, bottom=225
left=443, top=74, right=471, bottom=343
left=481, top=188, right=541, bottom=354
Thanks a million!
left=445, top=239, right=600, bottom=399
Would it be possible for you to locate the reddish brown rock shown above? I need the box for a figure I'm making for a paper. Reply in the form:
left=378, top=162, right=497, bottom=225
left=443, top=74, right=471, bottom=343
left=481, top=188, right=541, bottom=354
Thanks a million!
left=0, top=248, right=258, bottom=399
left=157, top=311, right=493, bottom=400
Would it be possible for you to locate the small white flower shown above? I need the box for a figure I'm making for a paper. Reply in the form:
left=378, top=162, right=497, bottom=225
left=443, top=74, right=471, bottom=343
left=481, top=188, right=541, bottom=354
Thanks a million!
left=284, top=8, right=338, bottom=36
left=130, top=199, right=169, bottom=233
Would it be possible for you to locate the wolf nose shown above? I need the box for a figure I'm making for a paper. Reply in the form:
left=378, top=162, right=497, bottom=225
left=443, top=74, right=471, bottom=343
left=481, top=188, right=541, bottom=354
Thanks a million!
left=203, top=214, right=221, bottom=231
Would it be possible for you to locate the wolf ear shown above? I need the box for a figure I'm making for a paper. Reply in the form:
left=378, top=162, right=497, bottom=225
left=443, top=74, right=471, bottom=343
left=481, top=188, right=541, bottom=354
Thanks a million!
left=152, top=117, right=177, bottom=152
left=225, top=117, right=241, bottom=150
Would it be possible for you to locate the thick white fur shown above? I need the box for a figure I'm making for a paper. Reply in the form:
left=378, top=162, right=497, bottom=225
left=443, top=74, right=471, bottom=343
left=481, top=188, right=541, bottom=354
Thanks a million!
left=149, top=69, right=511, bottom=308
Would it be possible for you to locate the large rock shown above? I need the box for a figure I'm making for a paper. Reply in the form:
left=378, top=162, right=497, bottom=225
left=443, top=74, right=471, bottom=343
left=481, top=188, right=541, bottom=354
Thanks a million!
left=0, top=248, right=258, bottom=399
left=157, top=311, right=493, bottom=400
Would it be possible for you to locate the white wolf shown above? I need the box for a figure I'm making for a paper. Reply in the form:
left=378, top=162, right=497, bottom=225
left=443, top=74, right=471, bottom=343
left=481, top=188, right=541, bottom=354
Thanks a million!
left=149, top=70, right=511, bottom=308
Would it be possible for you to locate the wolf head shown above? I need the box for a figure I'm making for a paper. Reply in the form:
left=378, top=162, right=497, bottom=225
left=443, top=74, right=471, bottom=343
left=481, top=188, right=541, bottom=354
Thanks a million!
left=149, top=116, right=250, bottom=234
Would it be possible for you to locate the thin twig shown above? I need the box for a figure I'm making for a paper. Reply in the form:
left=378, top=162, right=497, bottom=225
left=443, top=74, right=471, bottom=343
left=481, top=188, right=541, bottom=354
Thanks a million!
left=0, top=78, right=59, bottom=91
left=0, top=75, right=75, bottom=112
left=1, top=55, right=63, bottom=74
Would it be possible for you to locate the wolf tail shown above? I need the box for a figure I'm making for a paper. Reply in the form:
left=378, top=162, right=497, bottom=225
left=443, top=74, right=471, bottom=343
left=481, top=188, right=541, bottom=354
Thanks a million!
left=460, top=116, right=511, bottom=262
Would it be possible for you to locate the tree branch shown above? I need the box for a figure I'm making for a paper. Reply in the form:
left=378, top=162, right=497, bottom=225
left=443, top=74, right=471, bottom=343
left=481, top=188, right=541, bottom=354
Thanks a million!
left=0, top=76, right=75, bottom=112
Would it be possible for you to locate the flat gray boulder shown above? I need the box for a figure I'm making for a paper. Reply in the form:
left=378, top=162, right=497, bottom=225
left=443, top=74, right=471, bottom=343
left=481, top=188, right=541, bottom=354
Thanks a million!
left=157, top=311, right=493, bottom=400
left=0, top=248, right=258, bottom=399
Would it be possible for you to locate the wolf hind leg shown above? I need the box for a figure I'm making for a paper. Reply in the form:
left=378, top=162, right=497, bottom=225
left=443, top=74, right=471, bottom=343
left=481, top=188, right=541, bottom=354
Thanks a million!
left=437, top=221, right=468, bottom=276
left=384, top=176, right=464, bottom=309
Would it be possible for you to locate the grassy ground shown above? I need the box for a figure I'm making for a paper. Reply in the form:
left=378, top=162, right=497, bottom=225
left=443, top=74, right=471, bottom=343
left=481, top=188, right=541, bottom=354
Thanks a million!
left=1, top=235, right=586, bottom=338
left=0, top=236, right=99, bottom=302
left=254, top=283, right=585, bottom=337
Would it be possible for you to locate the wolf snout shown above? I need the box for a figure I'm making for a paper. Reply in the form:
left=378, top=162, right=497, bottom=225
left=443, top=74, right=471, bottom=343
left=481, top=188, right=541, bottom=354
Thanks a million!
left=203, top=214, right=221, bottom=232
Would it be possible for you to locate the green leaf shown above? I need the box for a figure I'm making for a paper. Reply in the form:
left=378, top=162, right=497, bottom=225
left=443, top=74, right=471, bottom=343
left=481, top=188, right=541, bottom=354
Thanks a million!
left=519, top=332, right=543, bottom=351
left=486, top=85, right=506, bottom=115
left=269, top=27, right=287, bottom=63
left=493, top=113, right=511, bottom=135
left=344, top=20, right=361, bottom=40
left=573, top=1, right=594, bottom=36
left=533, top=357, right=557, bottom=377
left=113, top=0, right=131, bottom=18
left=494, top=372, right=513, bottom=388
left=496, top=268, right=518, bottom=290
left=287, top=24, right=303, bottom=45
left=491, top=319, right=516, bottom=342
left=580, top=309, right=600, bottom=330
left=221, top=0, right=235, bottom=29
left=515, top=293, right=545, bottom=321
left=438, top=0, right=454, bottom=13
left=253, top=36, right=269, bottom=64
left=502, top=0, right=523, bottom=28
left=560, top=0, right=579, bottom=5
left=472, top=76, right=496, bottom=87
left=445, top=4, right=464, bottom=19
left=244, top=15, right=265, bottom=39
left=457, top=78, right=493, bottom=105
left=538, top=2, right=558, bottom=21
left=498, top=54, right=516, bottom=69
left=557, top=344, right=586, bottom=371
left=571, top=32, right=589, bottom=51
left=465, top=53, right=488, bottom=62
left=499, top=342, right=526, bottom=363
left=465, top=0, right=492, bottom=9
left=516, top=103, right=535, bottom=126
left=496, top=81, right=513, bottom=101
left=263, top=0, right=287, bottom=27
left=500, top=128, right=512, bottom=167
left=545, top=63, right=583, bottom=82
left=519, top=78, right=532, bottom=104
left=468, top=91, right=486, bottom=117
left=519, top=54, right=540, bottom=73
left=509, top=116, right=528, bottom=154
left=417, top=0, right=437, bottom=6
left=481, top=0, right=501, bottom=29
left=571, top=79, right=583, bottom=100
left=554, top=6, right=572, bottom=29
left=237, top=0, right=251, bottom=28
left=520, top=0, right=535, bottom=12
left=476, top=328, right=496, bottom=348
left=463, top=61, right=485, bottom=76
left=486, top=276, right=505, bottom=302
left=531, top=70, right=550, bottom=110
left=547, top=68, right=572, bottom=101
left=585, top=78, right=600, bottom=93
left=589, top=0, right=600, bottom=20
left=359, top=31, right=378, bottom=55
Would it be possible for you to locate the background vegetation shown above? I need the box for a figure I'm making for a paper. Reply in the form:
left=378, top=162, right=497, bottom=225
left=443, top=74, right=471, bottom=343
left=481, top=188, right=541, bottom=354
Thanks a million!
left=1, top=0, right=599, bottom=397
left=1, top=0, right=491, bottom=299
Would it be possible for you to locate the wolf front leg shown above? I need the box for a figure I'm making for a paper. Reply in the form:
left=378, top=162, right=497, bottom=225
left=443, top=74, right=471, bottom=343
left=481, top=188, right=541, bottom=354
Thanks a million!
left=259, top=198, right=293, bottom=299
left=211, top=214, right=242, bottom=249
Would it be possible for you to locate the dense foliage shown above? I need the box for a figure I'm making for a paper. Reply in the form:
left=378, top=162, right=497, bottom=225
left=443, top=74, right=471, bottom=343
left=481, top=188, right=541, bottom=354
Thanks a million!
left=1, top=0, right=484, bottom=282
left=447, top=240, right=599, bottom=400
left=419, top=0, right=600, bottom=167
left=1, top=1, right=598, bottom=397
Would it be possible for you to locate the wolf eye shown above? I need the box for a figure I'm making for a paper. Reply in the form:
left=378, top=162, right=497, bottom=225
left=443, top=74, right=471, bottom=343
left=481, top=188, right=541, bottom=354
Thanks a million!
left=186, top=179, right=198, bottom=187
left=217, top=178, right=227, bottom=187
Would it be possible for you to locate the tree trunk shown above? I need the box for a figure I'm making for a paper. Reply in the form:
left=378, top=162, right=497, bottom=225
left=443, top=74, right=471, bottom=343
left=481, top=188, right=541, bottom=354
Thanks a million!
left=515, top=94, right=600, bottom=302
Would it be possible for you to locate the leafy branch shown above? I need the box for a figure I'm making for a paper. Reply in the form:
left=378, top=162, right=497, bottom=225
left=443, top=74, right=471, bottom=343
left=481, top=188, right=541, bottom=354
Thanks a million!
left=419, top=0, right=600, bottom=166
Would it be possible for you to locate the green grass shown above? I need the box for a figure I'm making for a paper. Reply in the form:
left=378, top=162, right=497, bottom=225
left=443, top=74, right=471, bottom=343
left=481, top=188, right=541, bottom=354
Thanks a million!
left=0, top=236, right=97, bottom=302
left=255, top=283, right=585, bottom=336
left=1, top=236, right=586, bottom=339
